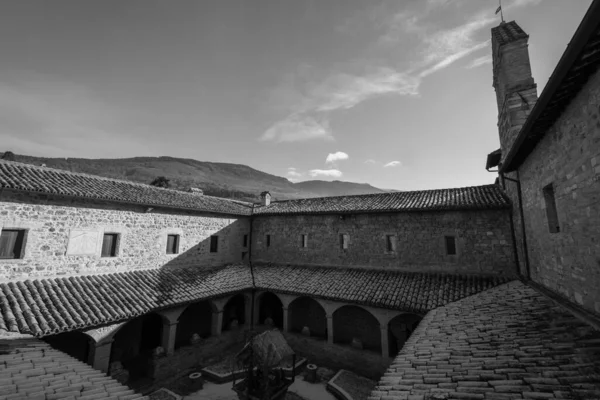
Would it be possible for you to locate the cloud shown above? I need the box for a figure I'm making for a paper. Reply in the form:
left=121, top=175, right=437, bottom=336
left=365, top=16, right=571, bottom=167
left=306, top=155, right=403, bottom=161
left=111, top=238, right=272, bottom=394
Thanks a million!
left=420, top=40, right=490, bottom=77
left=309, top=169, right=343, bottom=178
left=325, top=151, right=349, bottom=165
left=364, top=159, right=377, bottom=164
left=384, top=161, right=402, bottom=167
left=287, top=167, right=302, bottom=178
left=465, top=54, right=493, bottom=69
left=260, top=115, right=333, bottom=142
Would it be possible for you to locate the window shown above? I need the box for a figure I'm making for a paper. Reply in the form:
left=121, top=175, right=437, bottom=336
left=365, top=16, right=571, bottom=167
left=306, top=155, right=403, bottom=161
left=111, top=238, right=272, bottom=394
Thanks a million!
left=301, top=234, right=308, bottom=248
left=340, top=234, right=349, bottom=250
left=243, top=234, right=248, bottom=247
left=101, top=233, right=118, bottom=257
left=166, top=234, right=180, bottom=254
left=386, top=235, right=396, bottom=252
left=266, top=235, right=271, bottom=248
left=210, top=236, right=219, bottom=253
left=0, top=229, right=26, bottom=259
left=543, top=183, right=560, bottom=233
left=444, top=236, right=456, bottom=255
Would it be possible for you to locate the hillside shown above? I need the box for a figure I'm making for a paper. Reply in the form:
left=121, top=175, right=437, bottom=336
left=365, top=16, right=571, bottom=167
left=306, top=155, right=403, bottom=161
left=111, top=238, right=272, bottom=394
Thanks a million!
left=1, top=153, right=388, bottom=202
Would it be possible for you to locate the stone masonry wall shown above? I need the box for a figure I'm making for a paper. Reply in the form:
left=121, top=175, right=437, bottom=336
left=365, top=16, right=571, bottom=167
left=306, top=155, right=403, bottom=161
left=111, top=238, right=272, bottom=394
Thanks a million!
left=252, top=210, right=515, bottom=275
left=517, top=67, right=600, bottom=316
left=0, top=189, right=250, bottom=281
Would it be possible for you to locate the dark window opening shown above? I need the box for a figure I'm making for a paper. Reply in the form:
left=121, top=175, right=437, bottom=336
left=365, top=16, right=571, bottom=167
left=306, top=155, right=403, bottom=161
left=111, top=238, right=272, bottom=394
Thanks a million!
left=386, top=235, right=395, bottom=252
left=0, top=229, right=26, bottom=259
left=166, top=234, right=179, bottom=254
left=101, top=233, right=118, bottom=257
left=301, top=234, right=308, bottom=248
left=266, top=235, right=271, bottom=247
left=445, top=236, right=456, bottom=255
left=543, top=184, right=560, bottom=233
left=210, top=236, right=219, bottom=253
left=243, top=234, right=248, bottom=247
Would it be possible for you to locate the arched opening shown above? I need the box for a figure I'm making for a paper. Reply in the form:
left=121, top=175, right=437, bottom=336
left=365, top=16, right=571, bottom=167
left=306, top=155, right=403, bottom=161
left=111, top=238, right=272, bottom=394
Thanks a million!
left=258, top=292, right=283, bottom=329
left=388, top=313, right=422, bottom=357
left=222, top=294, right=246, bottom=331
left=333, top=305, right=381, bottom=353
left=110, top=313, right=163, bottom=381
left=288, top=297, right=327, bottom=339
left=44, top=331, right=91, bottom=364
left=176, top=301, right=213, bottom=349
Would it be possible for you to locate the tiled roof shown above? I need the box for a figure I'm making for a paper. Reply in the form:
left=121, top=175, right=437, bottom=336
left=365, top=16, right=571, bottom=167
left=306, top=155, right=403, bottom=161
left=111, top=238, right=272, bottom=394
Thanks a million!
left=253, top=185, right=510, bottom=216
left=0, top=265, right=252, bottom=337
left=491, top=21, right=529, bottom=46
left=253, top=264, right=511, bottom=313
left=369, top=281, right=600, bottom=400
left=503, top=1, right=600, bottom=171
left=0, top=160, right=252, bottom=216
left=0, top=335, right=146, bottom=399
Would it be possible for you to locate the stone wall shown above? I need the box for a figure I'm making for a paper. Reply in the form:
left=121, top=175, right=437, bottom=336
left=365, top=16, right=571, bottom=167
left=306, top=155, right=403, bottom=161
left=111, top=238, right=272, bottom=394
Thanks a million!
left=282, top=332, right=390, bottom=381
left=252, top=210, right=515, bottom=275
left=0, top=189, right=250, bottom=281
left=516, top=67, right=600, bottom=316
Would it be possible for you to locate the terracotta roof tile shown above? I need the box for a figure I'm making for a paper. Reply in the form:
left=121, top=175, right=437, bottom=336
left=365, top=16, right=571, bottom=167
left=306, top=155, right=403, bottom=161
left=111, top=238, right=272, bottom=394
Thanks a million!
left=0, top=265, right=252, bottom=337
left=0, top=160, right=252, bottom=216
left=368, top=281, right=600, bottom=400
left=253, top=185, right=509, bottom=215
left=253, top=264, right=510, bottom=313
left=0, top=335, right=145, bottom=399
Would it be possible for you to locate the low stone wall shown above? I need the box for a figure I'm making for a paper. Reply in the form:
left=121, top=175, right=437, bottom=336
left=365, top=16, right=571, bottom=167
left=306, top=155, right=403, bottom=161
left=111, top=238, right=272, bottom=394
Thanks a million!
left=150, top=328, right=246, bottom=381
left=282, top=332, right=391, bottom=381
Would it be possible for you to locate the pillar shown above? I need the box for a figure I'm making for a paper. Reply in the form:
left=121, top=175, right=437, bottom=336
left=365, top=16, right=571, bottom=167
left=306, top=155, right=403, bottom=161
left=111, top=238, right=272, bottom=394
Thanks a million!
left=282, top=307, right=289, bottom=332
left=380, top=325, right=389, bottom=358
left=89, top=340, right=113, bottom=373
left=211, top=311, right=223, bottom=336
left=326, top=314, right=334, bottom=344
left=161, top=321, right=178, bottom=356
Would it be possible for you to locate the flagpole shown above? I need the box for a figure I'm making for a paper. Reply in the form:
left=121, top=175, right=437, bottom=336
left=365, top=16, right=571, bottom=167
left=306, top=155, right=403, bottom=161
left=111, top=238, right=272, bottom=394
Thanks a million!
left=499, top=0, right=505, bottom=23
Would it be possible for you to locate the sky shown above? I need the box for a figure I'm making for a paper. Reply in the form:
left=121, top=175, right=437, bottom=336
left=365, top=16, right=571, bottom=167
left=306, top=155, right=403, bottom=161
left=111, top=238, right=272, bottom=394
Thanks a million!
left=0, top=0, right=593, bottom=191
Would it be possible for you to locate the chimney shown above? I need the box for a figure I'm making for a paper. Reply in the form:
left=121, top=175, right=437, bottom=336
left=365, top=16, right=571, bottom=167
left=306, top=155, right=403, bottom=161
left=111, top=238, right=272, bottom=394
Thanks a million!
left=491, top=21, right=538, bottom=165
left=260, top=191, right=271, bottom=206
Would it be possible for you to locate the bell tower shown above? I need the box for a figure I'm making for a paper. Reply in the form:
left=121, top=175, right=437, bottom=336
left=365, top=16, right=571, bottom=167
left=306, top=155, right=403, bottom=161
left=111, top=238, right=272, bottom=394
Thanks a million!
left=491, top=21, right=538, bottom=165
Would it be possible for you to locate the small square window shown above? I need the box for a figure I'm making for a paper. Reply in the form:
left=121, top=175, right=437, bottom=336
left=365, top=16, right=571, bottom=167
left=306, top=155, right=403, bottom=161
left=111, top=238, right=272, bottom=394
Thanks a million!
left=243, top=234, right=248, bottom=247
left=0, top=229, right=26, bottom=259
left=543, top=183, right=560, bottom=233
left=101, top=233, right=119, bottom=257
left=266, top=235, right=271, bottom=248
left=301, top=234, right=308, bottom=248
left=210, top=236, right=219, bottom=253
left=166, top=234, right=180, bottom=254
left=386, top=235, right=396, bottom=252
left=340, top=234, right=349, bottom=250
left=444, top=236, right=456, bottom=256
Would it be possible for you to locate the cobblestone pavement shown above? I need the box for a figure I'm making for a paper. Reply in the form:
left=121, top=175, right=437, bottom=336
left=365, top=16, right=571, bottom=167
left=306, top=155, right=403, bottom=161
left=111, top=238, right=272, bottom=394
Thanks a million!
left=368, top=281, right=600, bottom=400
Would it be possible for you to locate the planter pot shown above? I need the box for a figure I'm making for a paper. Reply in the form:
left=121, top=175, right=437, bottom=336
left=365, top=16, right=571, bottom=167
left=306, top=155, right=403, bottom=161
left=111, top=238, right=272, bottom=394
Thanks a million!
left=305, top=364, right=317, bottom=383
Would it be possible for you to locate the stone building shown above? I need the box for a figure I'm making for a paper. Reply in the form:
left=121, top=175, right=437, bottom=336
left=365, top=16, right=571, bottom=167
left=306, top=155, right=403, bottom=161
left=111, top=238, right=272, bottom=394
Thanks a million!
left=1, top=2, right=600, bottom=399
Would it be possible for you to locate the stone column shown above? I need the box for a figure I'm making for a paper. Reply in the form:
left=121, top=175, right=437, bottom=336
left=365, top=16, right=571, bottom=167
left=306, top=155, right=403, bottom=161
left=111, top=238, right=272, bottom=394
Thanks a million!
left=161, top=321, right=178, bottom=356
left=326, top=314, right=334, bottom=344
left=89, top=339, right=113, bottom=373
left=211, top=311, right=223, bottom=336
left=282, top=307, right=289, bottom=332
left=380, top=325, right=389, bottom=358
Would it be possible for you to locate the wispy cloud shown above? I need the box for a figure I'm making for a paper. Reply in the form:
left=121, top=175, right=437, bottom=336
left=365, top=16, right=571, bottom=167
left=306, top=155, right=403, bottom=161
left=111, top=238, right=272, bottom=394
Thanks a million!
left=286, top=167, right=302, bottom=182
left=325, top=151, right=349, bottom=165
left=465, top=54, right=493, bottom=69
left=384, top=161, right=402, bottom=167
left=420, top=40, right=490, bottom=77
left=260, top=115, right=333, bottom=143
left=309, top=169, right=343, bottom=178
left=364, top=159, right=377, bottom=165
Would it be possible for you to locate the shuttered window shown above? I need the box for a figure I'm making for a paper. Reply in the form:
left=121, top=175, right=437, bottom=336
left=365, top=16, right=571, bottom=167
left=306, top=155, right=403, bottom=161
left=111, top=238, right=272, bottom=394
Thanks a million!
left=101, top=233, right=118, bottom=257
left=301, top=234, right=308, bottom=248
left=210, top=236, right=219, bottom=253
left=386, top=235, right=396, bottom=252
left=445, top=236, right=456, bottom=255
left=0, top=229, right=26, bottom=259
left=166, top=234, right=179, bottom=254
left=340, top=234, right=349, bottom=250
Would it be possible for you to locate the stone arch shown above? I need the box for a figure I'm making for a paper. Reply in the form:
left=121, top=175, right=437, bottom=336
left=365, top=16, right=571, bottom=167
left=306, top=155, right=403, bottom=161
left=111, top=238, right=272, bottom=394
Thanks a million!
left=258, top=291, right=284, bottom=329
left=333, top=305, right=381, bottom=353
left=288, top=296, right=327, bottom=339
left=387, top=313, right=422, bottom=357
left=222, top=293, right=246, bottom=331
left=110, top=312, right=163, bottom=381
left=175, top=300, right=214, bottom=349
left=44, top=330, right=92, bottom=364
